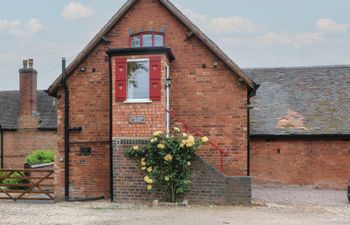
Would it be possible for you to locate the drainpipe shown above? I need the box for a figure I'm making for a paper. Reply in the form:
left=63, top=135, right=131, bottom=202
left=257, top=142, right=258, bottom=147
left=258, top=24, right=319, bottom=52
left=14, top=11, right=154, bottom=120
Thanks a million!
left=247, top=95, right=251, bottom=176
left=0, top=124, right=3, bottom=169
left=61, top=57, right=70, bottom=201
left=108, top=55, right=114, bottom=202
left=165, top=65, right=170, bottom=134
left=247, top=83, right=260, bottom=176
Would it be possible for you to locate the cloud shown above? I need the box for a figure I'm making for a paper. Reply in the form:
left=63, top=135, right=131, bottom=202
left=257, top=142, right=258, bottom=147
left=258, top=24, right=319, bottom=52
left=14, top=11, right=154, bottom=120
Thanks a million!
left=177, top=4, right=261, bottom=34
left=0, top=18, right=45, bottom=39
left=62, top=2, right=94, bottom=20
left=222, top=32, right=322, bottom=48
left=315, top=18, right=350, bottom=32
left=209, top=16, right=261, bottom=34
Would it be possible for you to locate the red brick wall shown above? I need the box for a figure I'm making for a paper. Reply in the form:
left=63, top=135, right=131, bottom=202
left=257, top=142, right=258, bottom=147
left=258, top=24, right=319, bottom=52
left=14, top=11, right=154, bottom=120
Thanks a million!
left=251, top=139, right=350, bottom=189
left=114, top=139, right=251, bottom=205
left=55, top=0, right=249, bottom=199
left=112, top=54, right=168, bottom=137
left=1, top=130, right=57, bottom=169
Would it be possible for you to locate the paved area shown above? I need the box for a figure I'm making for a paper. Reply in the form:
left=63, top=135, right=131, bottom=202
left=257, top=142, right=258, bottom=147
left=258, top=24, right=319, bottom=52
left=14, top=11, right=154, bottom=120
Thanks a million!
left=0, top=185, right=349, bottom=225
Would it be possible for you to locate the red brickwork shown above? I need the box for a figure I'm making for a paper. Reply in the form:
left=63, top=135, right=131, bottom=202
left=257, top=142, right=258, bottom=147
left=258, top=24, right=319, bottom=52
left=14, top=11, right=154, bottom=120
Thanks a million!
left=0, top=64, right=57, bottom=170
left=54, top=0, right=249, bottom=200
left=114, top=139, right=251, bottom=204
left=1, top=130, right=57, bottom=169
left=251, top=139, right=350, bottom=190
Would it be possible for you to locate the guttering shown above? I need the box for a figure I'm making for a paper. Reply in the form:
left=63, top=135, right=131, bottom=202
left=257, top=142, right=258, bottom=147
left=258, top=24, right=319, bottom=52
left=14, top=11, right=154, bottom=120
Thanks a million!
left=0, top=125, right=3, bottom=169
left=250, top=134, right=350, bottom=140
left=61, top=57, right=70, bottom=201
left=108, top=54, right=114, bottom=202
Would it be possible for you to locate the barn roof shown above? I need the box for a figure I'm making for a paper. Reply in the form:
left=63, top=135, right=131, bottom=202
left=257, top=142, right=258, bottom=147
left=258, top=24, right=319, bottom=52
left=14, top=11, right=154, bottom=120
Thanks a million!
left=245, top=66, right=350, bottom=135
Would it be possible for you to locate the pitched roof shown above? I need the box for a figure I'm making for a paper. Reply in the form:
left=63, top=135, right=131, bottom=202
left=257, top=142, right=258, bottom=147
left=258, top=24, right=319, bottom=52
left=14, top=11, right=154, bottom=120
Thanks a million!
left=245, top=66, right=350, bottom=135
left=0, top=91, right=57, bottom=130
left=47, top=0, right=256, bottom=95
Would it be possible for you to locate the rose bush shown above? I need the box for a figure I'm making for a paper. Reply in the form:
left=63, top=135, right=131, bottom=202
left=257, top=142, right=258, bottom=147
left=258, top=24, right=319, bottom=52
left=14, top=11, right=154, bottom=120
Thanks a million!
left=126, top=127, right=208, bottom=203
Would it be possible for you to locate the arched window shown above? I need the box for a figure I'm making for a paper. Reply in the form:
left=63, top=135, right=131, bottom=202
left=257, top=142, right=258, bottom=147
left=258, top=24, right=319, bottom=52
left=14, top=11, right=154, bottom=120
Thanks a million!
left=130, top=32, right=165, bottom=48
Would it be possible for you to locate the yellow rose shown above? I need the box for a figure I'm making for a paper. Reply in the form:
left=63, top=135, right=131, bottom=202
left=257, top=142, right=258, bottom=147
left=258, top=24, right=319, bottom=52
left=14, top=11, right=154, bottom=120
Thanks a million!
left=201, top=136, right=209, bottom=143
left=141, top=161, right=146, bottom=166
left=132, top=145, right=139, bottom=150
left=144, top=176, right=153, bottom=184
left=188, top=135, right=195, bottom=142
left=147, top=167, right=153, bottom=173
left=182, top=133, right=187, bottom=137
left=186, top=140, right=194, bottom=148
left=147, top=185, right=153, bottom=190
left=141, top=167, right=146, bottom=171
left=173, top=127, right=181, bottom=132
left=164, top=154, right=173, bottom=162
left=141, top=158, right=146, bottom=162
left=150, top=138, right=158, bottom=143
left=165, top=176, right=170, bottom=182
left=180, top=143, right=184, bottom=148
left=157, top=143, right=165, bottom=150
left=187, top=161, right=191, bottom=166
left=153, top=131, right=163, bottom=136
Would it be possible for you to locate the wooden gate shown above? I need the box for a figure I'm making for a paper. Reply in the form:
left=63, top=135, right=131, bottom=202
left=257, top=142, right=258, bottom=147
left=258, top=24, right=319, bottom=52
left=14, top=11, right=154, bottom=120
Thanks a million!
left=0, top=169, right=54, bottom=201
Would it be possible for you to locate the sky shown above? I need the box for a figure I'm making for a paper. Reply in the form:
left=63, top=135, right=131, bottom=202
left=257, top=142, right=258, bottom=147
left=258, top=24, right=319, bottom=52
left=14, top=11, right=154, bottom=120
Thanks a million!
left=0, top=0, right=349, bottom=90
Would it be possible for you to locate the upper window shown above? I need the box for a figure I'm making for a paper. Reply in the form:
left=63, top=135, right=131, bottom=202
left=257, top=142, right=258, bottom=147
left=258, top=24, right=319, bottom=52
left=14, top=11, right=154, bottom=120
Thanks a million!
left=130, top=32, right=165, bottom=48
left=127, top=60, right=149, bottom=101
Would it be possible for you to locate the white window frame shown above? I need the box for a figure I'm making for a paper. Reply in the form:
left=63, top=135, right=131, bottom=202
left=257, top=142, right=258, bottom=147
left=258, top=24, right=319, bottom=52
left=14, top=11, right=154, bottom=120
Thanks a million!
left=124, top=58, right=152, bottom=103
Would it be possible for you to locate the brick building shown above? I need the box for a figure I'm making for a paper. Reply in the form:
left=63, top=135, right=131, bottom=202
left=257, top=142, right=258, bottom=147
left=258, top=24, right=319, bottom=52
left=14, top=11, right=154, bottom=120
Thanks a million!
left=246, top=66, right=350, bottom=190
left=47, top=0, right=256, bottom=203
left=0, top=59, right=57, bottom=169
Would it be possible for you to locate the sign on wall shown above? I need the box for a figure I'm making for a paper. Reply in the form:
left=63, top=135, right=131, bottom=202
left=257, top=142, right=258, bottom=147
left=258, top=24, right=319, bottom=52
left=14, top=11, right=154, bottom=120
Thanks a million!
left=129, top=115, right=146, bottom=124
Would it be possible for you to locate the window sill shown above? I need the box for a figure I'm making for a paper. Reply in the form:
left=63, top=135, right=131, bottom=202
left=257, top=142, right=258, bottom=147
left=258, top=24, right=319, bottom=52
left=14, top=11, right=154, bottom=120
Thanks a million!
left=124, top=99, right=152, bottom=104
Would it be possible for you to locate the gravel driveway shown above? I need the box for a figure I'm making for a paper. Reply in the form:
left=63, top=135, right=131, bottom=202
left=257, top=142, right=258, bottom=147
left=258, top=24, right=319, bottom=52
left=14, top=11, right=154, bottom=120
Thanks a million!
left=0, top=185, right=349, bottom=225
left=252, top=184, right=349, bottom=207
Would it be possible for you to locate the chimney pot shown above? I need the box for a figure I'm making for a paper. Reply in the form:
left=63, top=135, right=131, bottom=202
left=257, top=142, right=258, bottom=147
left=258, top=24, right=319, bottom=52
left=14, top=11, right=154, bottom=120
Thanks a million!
left=23, top=60, right=28, bottom=69
left=28, top=59, right=33, bottom=69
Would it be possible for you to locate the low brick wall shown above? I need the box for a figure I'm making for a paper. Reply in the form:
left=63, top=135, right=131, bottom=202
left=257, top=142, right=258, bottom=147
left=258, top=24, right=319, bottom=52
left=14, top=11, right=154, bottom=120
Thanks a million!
left=113, top=138, right=251, bottom=205
left=187, top=157, right=251, bottom=205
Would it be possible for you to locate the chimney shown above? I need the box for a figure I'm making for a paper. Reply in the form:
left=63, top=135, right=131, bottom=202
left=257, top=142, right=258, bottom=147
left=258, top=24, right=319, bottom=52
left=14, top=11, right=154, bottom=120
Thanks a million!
left=19, top=59, right=37, bottom=116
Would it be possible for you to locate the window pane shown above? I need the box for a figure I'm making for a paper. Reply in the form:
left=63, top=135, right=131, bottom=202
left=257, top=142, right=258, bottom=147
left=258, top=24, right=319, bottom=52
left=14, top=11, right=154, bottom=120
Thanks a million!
left=142, top=34, right=152, bottom=47
left=127, top=61, right=149, bottom=100
left=154, top=35, right=164, bottom=46
left=131, top=36, right=141, bottom=47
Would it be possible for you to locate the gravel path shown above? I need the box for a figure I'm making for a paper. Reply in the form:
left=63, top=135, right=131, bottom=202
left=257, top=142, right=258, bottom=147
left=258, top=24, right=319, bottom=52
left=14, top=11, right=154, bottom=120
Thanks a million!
left=0, top=185, right=349, bottom=225
left=0, top=201, right=349, bottom=225
left=252, top=184, right=349, bottom=207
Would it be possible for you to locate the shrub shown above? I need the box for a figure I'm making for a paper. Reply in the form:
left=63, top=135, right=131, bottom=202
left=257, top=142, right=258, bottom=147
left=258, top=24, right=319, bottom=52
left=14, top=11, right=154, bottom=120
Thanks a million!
left=25, top=150, right=55, bottom=165
left=126, top=127, right=208, bottom=203
left=0, top=171, right=28, bottom=190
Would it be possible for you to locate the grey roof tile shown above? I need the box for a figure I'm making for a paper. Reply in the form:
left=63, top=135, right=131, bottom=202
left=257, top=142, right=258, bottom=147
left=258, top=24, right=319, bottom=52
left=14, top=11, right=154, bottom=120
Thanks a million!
left=244, top=66, right=350, bottom=135
left=0, top=90, right=57, bottom=129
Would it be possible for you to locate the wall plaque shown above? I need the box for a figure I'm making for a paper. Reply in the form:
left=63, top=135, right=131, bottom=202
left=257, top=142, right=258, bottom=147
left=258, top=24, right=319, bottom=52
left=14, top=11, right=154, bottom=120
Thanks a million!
left=129, top=115, right=145, bottom=124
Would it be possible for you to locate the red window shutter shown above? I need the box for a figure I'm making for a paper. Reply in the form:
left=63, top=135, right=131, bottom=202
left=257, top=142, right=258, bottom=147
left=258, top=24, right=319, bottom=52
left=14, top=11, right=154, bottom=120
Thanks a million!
left=149, top=56, right=161, bottom=101
left=115, top=58, right=127, bottom=102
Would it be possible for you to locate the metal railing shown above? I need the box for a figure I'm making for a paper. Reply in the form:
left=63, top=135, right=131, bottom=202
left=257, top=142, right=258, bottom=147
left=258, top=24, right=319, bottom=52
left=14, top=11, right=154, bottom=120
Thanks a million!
left=166, top=110, right=225, bottom=172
